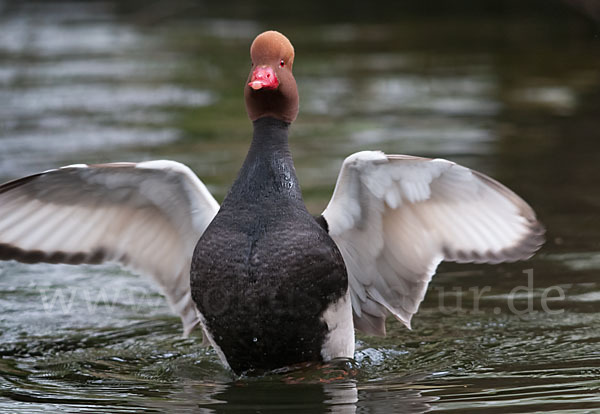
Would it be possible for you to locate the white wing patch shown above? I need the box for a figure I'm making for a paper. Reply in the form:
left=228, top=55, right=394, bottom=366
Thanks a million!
left=322, top=151, right=544, bottom=336
left=0, top=160, right=220, bottom=336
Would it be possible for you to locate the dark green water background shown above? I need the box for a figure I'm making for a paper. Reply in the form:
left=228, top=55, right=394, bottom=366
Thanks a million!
left=0, top=1, right=599, bottom=412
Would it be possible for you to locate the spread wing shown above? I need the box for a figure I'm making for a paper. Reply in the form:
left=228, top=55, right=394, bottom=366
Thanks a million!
left=322, top=151, right=545, bottom=336
left=0, top=160, right=219, bottom=336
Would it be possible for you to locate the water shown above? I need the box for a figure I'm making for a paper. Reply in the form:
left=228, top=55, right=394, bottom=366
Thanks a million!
left=1, top=1, right=599, bottom=412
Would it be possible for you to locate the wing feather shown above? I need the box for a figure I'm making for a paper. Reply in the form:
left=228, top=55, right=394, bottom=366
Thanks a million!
left=0, top=160, right=219, bottom=335
left=323, top=151, right=544, bottom=335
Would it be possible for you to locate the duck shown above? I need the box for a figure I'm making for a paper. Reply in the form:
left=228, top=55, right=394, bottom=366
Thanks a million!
left=0, top=31, right=544, bottom=375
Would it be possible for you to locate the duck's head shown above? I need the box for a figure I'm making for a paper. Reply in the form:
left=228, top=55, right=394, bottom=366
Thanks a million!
left=244, top=31, right=299, bottom=124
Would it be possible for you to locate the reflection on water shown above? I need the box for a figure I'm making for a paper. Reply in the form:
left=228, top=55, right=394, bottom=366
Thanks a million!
left=0, top=1, right=214, bottom=178
left=1, top=0, right=600, bottom=412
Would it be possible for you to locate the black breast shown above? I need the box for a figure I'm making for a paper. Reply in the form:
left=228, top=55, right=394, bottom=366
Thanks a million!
left=190, top=118, right=347, bottom=374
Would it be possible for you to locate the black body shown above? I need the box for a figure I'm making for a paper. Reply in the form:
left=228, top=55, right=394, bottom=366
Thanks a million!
left=190, top=117, right=348, bottom=374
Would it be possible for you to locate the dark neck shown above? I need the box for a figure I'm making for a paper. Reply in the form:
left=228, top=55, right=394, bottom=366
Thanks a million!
left=250, top=117, right=291, bottom=157
left=225, top=117, right=303, bottom=204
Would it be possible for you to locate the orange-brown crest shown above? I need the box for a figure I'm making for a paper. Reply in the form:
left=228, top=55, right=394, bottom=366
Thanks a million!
left=250, top=31, right=295, bottom=68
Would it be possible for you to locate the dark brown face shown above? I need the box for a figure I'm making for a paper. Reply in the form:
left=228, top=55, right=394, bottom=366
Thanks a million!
left=244, top=31, right=299, bottom=123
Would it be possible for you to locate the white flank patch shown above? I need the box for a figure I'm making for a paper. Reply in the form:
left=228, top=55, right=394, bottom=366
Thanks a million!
left=320, top=289, right=355, bottom=361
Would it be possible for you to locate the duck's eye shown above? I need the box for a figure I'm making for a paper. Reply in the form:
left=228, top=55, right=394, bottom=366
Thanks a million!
left=279, top=59, right=285, bottom=68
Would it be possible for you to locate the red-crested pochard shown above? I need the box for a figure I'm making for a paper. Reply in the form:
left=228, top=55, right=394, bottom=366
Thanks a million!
left=0, top=31, right=544, bottom=375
